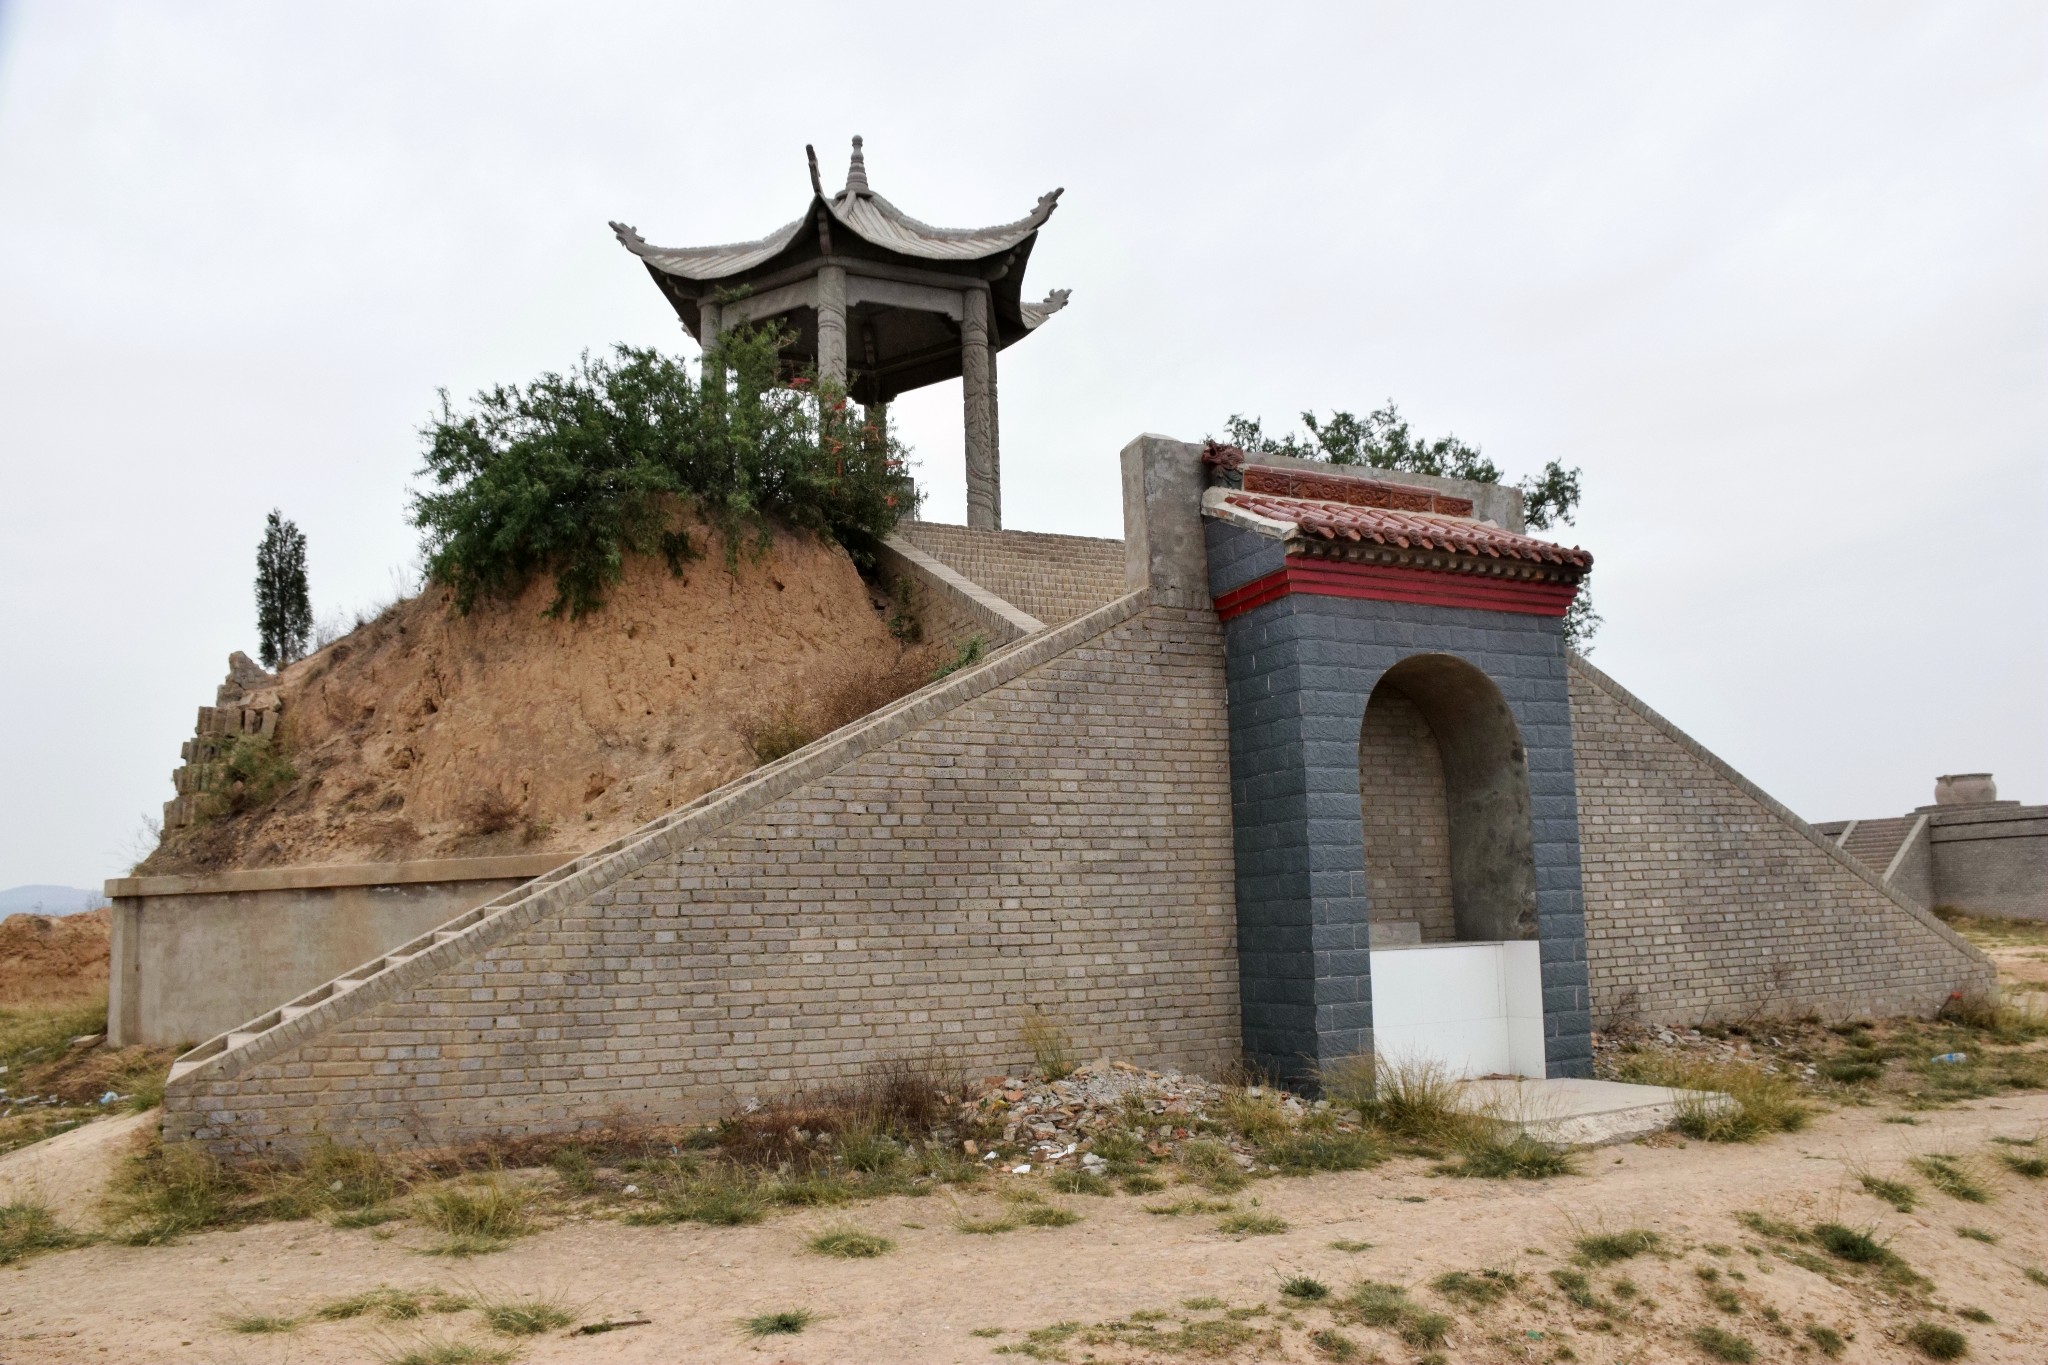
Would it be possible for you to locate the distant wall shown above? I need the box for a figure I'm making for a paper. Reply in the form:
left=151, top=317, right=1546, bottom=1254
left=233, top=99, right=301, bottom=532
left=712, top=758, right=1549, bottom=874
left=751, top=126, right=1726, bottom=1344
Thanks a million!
left=1570, top=658, right=1993, bottom=1024
left=105, top=856, right=563, bottom=1047
left=898, top=522, right=1127, bottom=627
left=1931, top=806, right=2048, bottom=920
left=870, top=534, right=1040, bottom=658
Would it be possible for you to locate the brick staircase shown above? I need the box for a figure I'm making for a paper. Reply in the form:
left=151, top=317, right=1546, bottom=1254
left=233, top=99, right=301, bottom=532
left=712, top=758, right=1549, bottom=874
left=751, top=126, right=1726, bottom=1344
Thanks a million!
left=1839, top=816, right=1921, bottom=877
left=898, top=523, right=1126, bottom=627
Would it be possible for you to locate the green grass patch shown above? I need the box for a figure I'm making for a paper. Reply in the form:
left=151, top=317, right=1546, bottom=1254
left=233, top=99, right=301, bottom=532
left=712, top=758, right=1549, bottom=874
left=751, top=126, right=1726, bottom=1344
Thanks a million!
left=1329, top=1238, right=1373, bottom=1252
left=808, top=1227, right=895, bottom=1258
left=1430, top=1268, right=1518, bottom=1307
left=1613, top=1054, right=1807, bottom=1141
left=1999, top=1152, right=2047, bottom=1178
left=1216, top=1210, right=1287, bottom=1236
left=1956, top=1227, right=1997, bottom=1244
left=1437, top=1132, right=1575, bottom=1180
left=1308, top=1327, right=1360, bottom=1360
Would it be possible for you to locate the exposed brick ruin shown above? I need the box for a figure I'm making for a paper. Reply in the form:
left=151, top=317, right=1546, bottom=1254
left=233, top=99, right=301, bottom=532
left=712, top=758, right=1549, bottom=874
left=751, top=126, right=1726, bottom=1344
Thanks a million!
left=161, top=652, right=281, bottom=833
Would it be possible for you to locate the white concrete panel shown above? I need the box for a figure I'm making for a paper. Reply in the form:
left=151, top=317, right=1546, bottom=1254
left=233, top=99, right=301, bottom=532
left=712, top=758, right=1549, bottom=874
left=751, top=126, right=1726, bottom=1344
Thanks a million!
left=1371, top=940, right=1545, bottom=1080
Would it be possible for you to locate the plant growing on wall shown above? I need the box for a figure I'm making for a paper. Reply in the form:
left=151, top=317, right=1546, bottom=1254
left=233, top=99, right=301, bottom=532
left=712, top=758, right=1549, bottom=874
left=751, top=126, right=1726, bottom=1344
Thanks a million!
left=254, top=510, right=313, bottom=669
left=411, top=323, right=918, bottom=619
left=1222, top=405, right=1601, bottom=649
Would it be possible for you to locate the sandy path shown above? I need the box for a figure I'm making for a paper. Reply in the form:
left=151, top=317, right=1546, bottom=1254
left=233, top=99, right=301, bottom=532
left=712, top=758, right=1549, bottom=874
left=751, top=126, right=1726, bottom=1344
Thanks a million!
left=3, top=1097, right=2044, bottom=1364
left=0, top=1109, right=152, bottom=1225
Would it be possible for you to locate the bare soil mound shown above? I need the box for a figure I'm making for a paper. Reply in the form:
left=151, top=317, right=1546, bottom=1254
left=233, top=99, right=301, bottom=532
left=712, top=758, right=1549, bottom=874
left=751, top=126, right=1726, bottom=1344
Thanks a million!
left=0, top=908, right=109, bottom=1008
left=141, top=525, right=936, bottom=874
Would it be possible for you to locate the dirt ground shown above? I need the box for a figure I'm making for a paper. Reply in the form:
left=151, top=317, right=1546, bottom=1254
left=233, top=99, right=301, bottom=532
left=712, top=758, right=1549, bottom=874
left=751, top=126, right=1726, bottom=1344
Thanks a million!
left=140, top=525, right=936, bottom=875
left=3, top=1094, right=2045, bottom=1364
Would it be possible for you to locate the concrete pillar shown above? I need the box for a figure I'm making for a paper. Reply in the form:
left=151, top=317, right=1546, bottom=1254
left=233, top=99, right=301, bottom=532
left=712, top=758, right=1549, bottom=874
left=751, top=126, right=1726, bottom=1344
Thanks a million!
left=962, top=287, right=1001, bottom=530
left=698, top=297, right=724, bottom=389
left=816, top=264, right=848, bottom=388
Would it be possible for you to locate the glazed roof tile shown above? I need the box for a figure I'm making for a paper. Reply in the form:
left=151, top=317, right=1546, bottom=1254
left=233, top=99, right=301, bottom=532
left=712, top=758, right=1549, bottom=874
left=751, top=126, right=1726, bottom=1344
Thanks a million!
left=1217, top=490, right=1593, bottom=570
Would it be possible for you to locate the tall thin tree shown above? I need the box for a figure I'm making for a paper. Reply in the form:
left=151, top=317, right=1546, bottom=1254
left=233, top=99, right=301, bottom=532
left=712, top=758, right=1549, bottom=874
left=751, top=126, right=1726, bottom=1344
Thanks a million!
left=254, top=510, right=313, bottom=669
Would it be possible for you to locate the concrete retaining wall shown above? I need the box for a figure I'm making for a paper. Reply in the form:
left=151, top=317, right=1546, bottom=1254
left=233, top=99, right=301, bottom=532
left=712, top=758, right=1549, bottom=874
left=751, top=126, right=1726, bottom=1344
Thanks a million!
left=105, top=856, right=564, bottom=1048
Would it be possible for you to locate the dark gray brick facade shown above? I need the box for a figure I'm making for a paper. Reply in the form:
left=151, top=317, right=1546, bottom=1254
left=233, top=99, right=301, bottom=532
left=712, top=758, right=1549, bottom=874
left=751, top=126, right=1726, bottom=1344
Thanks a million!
left=1207, top=520, right=1593, bottom=1085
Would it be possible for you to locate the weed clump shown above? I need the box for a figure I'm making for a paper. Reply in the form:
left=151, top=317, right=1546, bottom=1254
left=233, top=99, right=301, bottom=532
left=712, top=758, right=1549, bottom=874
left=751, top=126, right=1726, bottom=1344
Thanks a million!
left=1019, top=1007, right=1075, bottom=1081
left=1574, top=1228, right=1661, bottom=1265
left=475, top=1294, right=575, bottom=1336
left=1857, top=1172, right=1916, bottom=1211
left=744, top=1308, right=815, bottom=1337
left=1903, top=1320, right=1968, bottom=1360
left=1280, top=1276, right=1330, bottom=1302
left=1216, top=1210, right=1287, bottom=1236
left=1340, top=1281, right=1450, bottom=1347
left=224, top=1313, right=299, bottom=1334
left=1615, top=1054, right=1807, bottom=1141
left=415, top=1180, right=531, bottom=1255
left=1911, top=1155, right=1991, bottom=1204
left=0, top=1202, right=89, bottom=1265
left=1689, top=1323, right=1757, bottom=1362
left=1803, top=1322, right=1847, bottom=1356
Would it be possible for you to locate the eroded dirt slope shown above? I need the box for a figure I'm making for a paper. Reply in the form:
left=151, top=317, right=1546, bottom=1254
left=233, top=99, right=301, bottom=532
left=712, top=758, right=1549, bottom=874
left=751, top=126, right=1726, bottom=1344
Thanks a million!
left=141, top=525, right=933, bottom=874
left=0, top=908, right=109, bottom=1008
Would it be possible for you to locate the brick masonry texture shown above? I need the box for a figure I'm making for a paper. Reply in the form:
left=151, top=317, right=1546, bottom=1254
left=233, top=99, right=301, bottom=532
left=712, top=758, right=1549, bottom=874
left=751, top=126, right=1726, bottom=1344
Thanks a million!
left=900, top=522, right=1127, bottom=627
left=1359, top=690, right=1457, bottom=943
left=164, top=601, right=1242, bottom=1152
left=1211, top=520, right=1592, bottom=1086
left=1569, top=657, right=1994, bottom=1023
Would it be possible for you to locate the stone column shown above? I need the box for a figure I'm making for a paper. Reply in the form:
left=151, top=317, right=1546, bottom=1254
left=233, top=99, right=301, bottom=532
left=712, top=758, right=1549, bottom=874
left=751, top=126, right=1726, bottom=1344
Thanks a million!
left=961, top=286, right=1001, bottom=530
left=816, top=264, right=848, bottom=389
left=698, top=297, right=723, bottom=389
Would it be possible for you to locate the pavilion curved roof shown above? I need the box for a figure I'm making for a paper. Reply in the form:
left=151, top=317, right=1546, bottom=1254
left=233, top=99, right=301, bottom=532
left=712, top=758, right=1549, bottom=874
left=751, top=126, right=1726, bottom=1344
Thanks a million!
left=609, top=138, right=1063, bottom=284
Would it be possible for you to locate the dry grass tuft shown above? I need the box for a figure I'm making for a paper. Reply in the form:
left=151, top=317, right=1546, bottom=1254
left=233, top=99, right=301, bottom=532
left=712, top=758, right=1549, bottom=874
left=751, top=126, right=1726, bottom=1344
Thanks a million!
left=1020, top=1007, right=1076, bottom=1082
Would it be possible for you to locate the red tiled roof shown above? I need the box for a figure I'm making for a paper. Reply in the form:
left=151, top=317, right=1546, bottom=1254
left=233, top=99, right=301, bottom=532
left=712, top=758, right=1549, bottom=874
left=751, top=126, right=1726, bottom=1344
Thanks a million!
left=1220, top=491, right=1592, bottom=570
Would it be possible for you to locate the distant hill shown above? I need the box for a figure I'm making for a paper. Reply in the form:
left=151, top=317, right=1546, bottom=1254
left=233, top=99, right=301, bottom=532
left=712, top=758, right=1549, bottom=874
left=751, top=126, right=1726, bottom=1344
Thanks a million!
left=0, top=885, right=108, bottom=916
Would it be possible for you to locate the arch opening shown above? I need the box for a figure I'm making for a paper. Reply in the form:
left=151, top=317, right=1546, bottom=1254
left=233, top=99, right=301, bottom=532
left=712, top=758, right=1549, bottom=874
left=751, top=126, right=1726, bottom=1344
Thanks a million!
left=1360, top=653, right=1539, bottom=944
left=1359, top=653, right=1546, bottom=1078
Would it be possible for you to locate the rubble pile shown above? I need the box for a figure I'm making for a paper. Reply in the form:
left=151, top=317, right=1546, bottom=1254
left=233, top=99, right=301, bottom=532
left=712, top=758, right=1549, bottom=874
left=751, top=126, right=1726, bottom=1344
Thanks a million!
left=1593, top=1025, right=1822, bottom=1083
left=957, top=1061, right=1326, bottom=1172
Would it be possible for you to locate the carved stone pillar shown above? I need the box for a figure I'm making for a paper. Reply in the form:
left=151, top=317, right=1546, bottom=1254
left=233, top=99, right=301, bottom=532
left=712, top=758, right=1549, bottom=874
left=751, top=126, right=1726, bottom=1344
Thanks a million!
left=698, top=297, right=723, bottom=389
left=961, top=286, right=1001, bottom=530
left=816, top=264, right=848, bottom=388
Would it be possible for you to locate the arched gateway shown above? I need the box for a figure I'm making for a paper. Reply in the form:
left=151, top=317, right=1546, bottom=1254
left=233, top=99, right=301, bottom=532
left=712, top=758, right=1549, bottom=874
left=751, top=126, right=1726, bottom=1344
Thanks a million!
left=1202, top=446, right=1594, bottom=1088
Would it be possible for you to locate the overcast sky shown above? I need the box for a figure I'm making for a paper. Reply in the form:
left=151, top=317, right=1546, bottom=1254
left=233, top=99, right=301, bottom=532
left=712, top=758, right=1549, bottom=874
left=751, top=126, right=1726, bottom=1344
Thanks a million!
left=1, top=2, right=2041, bottom=892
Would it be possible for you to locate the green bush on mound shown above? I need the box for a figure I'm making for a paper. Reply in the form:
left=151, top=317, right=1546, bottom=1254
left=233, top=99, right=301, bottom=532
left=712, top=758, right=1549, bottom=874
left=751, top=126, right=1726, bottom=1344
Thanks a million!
left=413, top=324, right=917, bottom=618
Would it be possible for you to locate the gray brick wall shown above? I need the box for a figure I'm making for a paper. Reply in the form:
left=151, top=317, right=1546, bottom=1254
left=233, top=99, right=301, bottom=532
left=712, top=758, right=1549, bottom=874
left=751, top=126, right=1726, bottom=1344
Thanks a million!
left=901, top=523, right=1127, bottom=627
left=164, top=601, right=1243, bottom=1153
left=1570, top=657, right=1994, bottom=1023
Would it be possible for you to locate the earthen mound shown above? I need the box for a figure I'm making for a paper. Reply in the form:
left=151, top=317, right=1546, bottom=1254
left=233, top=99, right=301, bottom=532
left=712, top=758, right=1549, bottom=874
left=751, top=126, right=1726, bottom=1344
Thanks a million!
left=0, top=907, right=110, bottom=1008
left=140, top=524, right=935, bottom=875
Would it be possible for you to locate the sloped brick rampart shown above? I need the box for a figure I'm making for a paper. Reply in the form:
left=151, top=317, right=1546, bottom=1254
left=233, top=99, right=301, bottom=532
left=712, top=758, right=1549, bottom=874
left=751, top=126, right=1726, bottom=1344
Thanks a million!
left=1570, top=657, right=1993, bottom=1024
left=899, top=522, right=1127, bottom=627
left=163, top=596, right=1241, bottom=1153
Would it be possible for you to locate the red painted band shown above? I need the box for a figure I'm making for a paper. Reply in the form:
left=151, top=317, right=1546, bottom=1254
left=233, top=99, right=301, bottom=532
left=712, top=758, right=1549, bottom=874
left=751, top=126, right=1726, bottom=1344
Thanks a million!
left=1213, top=560, right=1578, bottom=621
